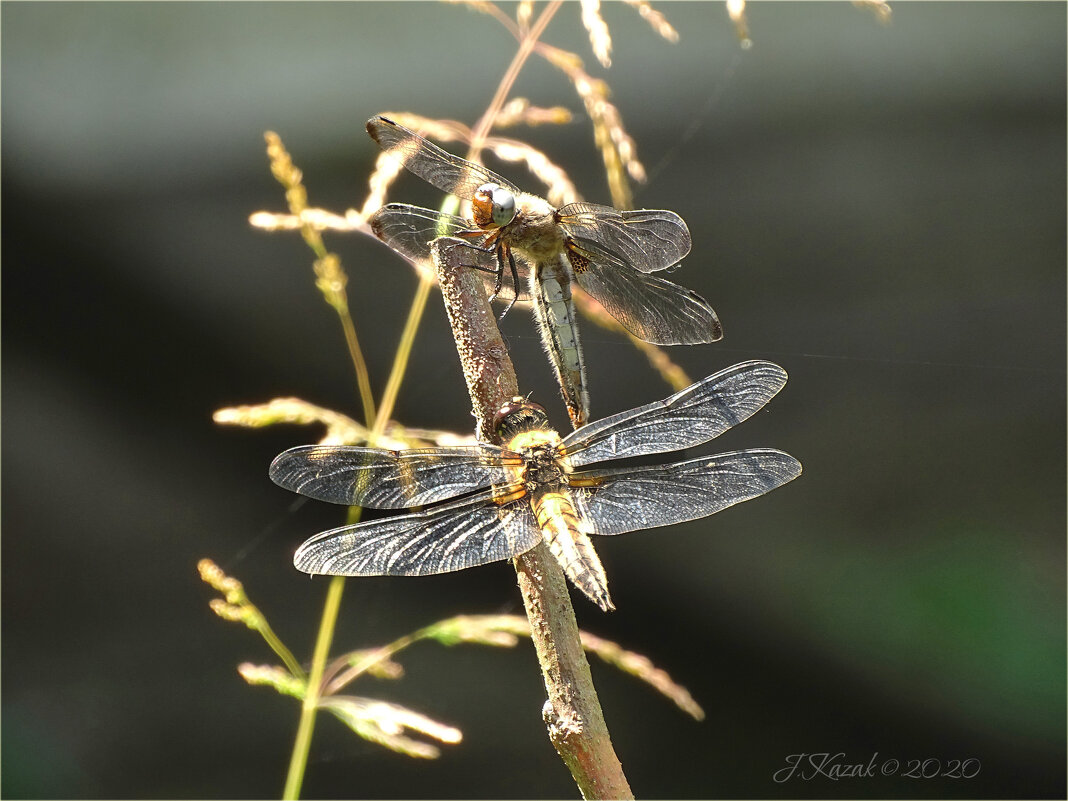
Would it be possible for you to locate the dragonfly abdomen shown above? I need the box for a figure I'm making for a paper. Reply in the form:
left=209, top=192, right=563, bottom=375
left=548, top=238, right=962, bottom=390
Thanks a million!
left=531, top=485, right=614, bottom=611
left=531, top=257, right=589, bottom=429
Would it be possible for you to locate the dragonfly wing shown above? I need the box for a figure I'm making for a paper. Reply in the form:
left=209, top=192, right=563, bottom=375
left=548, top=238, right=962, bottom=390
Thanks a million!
left=367, top=116, right=518, bottom=198
left=370, top=203, right=476, bottom=263
left=558, top=203, right=691, bottom=273
left=561, top=361, right=788, bottom=467
left=370, top=205, right=526, bottom=299
left=572, top=449, right=802, bottom=536
left=570, top=248, right=722, bottom=344
left=270, top=444, right=511, bottom=509
left=293, top=489, right=542, bottom=576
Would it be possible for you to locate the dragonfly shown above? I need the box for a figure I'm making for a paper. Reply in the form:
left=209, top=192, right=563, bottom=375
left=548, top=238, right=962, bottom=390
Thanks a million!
left=366, top=115, right=723, bottom=428
left=271, top=361, right=800, bottom=611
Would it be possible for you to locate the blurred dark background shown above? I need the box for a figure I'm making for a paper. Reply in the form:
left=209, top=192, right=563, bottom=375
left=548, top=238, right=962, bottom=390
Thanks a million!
left=2, top=2, right=1064, bottom=798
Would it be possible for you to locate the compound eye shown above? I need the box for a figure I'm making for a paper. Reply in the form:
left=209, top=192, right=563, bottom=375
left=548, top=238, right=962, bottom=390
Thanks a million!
left=472, top=183, right=512, bottom=229
left=493, top=396, right=549, bottom=442
left=489, top=186, right=516, bottom=227
left=493, top=397, right=527, bottom=435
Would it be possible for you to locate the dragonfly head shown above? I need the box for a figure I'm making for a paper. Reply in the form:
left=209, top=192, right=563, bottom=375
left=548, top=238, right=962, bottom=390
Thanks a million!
left=472, top=183, right=516, bottom=229
left=493, top=396, right=550, bottom=443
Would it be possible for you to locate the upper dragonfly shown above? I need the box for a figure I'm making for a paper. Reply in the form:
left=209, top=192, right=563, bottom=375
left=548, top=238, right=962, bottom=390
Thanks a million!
left=271, top=361, right=800, bottom=611
left=366, top=116, right=723, bottom=428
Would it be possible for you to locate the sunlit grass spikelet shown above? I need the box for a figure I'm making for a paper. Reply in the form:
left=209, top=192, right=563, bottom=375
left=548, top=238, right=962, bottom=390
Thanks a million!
left=249, top=207, right=362, bottom=233
left=239, top=663, right=306, bottom=699
left=361, top=149, right=406, bottom=220
left=485, top=136, right=579, bottom=206
left=726, top=0, right=752, bottom=49
left=580, top=0, right=613, bottom=68
left=214, top=397, right=367, bottom=445
left=578, top=630, right=705, bottom=721
left=313, top=253, right=348, bottom=314
left=516, top=0, right=534, bottom=31
left=537, top=44, right=644, bottom=208
left=623, top=0, right=679, bottom=43
left=318, top=696, right=462, bottom=759
left=407, top=615, right=705, bottom=720
left=493, top=98, right=573, bottom=128
left=209, top=598, right=247, bottom=624
left=198, top=558, right=247, bottom=605
left=199, top=560, right=306, bottom=679
left=213, top=396, right=476, bottom=448
left=343, top=649, right=406, bottom=679
left=852, top=0, right=892, bottom=24
left=444, top=0, right=497, bottom=16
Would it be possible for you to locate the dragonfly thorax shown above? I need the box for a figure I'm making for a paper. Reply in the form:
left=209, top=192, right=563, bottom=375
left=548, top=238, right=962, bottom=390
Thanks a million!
left=494, top=397, right=566, bottom=486
left=472, top=183, right=516, bottom=229
left=501, top=197, right=566, bottom=262
left=522, top=446, right=566, bottom=491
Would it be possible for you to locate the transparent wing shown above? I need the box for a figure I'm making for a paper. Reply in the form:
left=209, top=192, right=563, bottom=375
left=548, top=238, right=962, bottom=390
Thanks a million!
left=293, top=488, right=543, bottom=576
left=367, top=116, right=518, bottom=199
left=557, top=203, right=691, bottom=273
left=572, top=449, right=802, bottom=536
left=370, top=202, right=481, bottom=262
left=561, top=361, right=788, bottom=468
left=370, top=205, right=529, bottom=300
left=569, top=245, right=722, bottom=344
left=269, top=444, right=511, bottom=509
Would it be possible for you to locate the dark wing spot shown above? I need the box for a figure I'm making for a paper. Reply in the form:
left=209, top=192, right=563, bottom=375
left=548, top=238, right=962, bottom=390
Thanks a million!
left=566, top=243, right=591, bottom=275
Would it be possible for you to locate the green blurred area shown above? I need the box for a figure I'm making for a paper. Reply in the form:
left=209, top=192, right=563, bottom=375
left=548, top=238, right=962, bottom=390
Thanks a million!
left=789, top=525, right=1063, bottom=742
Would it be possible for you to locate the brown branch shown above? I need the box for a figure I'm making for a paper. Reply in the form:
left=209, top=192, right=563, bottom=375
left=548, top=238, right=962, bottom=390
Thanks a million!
left=431, top=240, right=633, bottom=800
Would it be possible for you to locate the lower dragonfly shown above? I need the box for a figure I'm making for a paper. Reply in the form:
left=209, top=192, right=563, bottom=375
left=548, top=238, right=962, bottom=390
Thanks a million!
left=271, top=361, right=801, bottom=611
left=367, top=115, right=722, bottom=428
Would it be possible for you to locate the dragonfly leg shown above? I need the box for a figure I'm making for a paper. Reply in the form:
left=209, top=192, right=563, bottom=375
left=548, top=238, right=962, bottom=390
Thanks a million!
left=496, top=247, right=520, bottom=322
left=441, top=238, right=499, bottom=276
left=487, top=242, right=506, bottom=305
left=438, top=237, right=514, bottom=312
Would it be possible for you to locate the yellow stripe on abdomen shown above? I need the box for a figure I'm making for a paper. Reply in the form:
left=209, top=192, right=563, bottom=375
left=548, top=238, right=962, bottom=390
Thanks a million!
left=532, top=488, right=614, bottom=611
